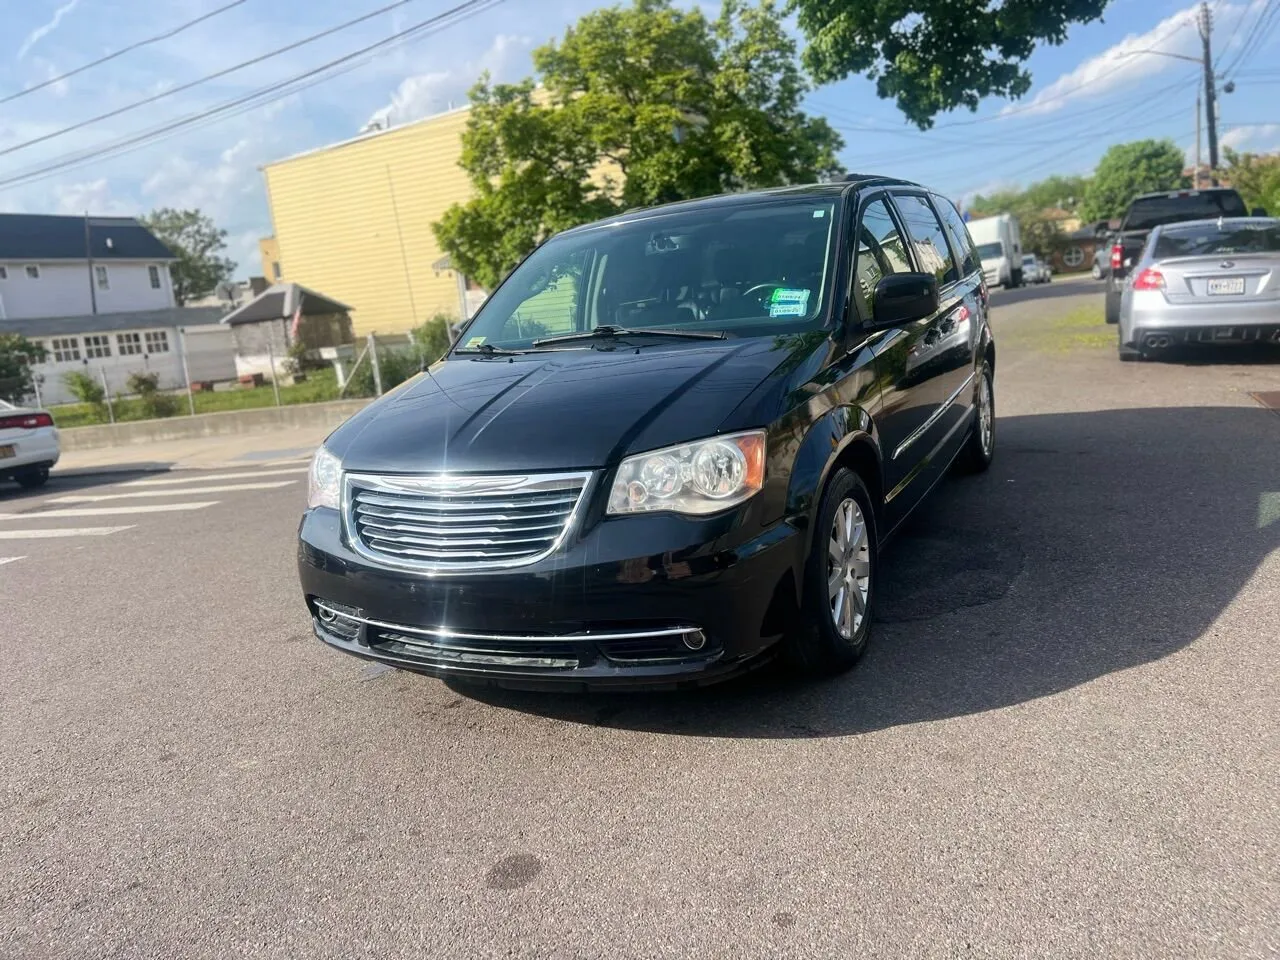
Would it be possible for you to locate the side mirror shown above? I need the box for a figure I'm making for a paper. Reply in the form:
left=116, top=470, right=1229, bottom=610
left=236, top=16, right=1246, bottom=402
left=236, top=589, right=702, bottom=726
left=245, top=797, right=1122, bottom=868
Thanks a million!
left=870, top=272, right=939, bottom=329
left=1251, top=206, right=1268, bottom=217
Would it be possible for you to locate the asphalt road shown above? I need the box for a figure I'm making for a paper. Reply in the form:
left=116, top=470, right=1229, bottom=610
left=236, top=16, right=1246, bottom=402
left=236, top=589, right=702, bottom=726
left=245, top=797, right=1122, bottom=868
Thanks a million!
left=3, top=275, right=1278, bottom=959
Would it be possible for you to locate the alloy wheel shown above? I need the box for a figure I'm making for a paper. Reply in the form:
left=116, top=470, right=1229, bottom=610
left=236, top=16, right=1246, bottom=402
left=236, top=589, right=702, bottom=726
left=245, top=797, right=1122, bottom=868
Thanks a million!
left=978, top=372, right=994, bottom=457
left=827, top=498, right=871, bottom=640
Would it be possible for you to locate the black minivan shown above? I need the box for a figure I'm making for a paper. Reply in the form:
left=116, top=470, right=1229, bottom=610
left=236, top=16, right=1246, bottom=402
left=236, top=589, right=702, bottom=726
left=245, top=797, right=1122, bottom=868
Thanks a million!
left=298, top=175, right=995, bottom=689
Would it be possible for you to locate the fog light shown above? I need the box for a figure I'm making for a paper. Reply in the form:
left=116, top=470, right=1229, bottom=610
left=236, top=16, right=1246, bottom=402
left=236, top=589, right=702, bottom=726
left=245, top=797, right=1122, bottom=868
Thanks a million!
left=682, top=629, right=708, bottom=651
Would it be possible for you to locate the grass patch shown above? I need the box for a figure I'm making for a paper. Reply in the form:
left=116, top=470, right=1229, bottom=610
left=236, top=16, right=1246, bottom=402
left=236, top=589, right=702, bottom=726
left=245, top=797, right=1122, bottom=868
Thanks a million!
left=1000, top=304, right=1113, bottom=354
left=48, top=367, right=363, bottom=429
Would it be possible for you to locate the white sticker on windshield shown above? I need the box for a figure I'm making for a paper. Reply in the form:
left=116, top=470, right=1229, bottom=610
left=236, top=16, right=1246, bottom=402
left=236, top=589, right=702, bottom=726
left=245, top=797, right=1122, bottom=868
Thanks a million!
left=769, top=288, right=811, bottom=317
left=812, top=209, right=826, bottom=218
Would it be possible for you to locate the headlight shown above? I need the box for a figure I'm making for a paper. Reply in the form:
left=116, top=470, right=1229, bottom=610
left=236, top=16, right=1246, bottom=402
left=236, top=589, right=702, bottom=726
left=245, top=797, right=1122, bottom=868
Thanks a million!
left=307, top=446, right=342, bottom=509
left=607, top=430, right=766, bottom=516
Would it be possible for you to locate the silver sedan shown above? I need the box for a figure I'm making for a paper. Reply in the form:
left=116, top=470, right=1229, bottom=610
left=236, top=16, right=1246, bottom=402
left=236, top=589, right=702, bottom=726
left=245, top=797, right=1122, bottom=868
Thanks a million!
left=1118, top=216, right=1280, bottom=361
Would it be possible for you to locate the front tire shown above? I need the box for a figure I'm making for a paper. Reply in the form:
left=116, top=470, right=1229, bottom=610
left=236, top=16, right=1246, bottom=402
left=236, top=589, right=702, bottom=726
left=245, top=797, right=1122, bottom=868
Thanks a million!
left=787, top=468, right=876, bottom=676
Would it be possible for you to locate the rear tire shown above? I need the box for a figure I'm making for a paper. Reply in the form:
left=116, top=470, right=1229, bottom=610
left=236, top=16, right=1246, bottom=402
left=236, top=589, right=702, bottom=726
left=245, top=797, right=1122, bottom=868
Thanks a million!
left=15, top=467, right=50, bottom=489
left=1105, top=287, right=1121, bottom=324
left=956, top=361, right=995, bottom=474
left=786, top=468, right=877, bottom=676
left=1092, top=264, right=1103, bottom=280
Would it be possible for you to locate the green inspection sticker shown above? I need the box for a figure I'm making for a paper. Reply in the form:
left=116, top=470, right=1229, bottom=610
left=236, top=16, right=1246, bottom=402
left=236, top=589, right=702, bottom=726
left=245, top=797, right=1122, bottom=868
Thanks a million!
left=768, top=288, right=810, bottom=318
left=465, top=336, right=487, bottom=348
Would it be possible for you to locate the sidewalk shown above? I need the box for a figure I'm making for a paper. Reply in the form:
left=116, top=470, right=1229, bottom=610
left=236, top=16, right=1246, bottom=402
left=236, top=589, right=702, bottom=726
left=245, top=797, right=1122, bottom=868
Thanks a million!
left=54, top=423, right=334, bottom=475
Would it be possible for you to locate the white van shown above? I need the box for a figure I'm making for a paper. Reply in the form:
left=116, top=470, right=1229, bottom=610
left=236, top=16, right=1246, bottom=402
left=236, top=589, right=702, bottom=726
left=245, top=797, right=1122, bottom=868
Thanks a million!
left=967, top=214, right=1023, bottom=288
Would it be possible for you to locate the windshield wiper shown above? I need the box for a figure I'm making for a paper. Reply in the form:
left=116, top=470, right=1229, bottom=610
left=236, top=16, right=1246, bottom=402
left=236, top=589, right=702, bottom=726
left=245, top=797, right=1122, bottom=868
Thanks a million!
left=531, top=325, right=726, bottom=347
left=454, top=343, right=526, bottom=356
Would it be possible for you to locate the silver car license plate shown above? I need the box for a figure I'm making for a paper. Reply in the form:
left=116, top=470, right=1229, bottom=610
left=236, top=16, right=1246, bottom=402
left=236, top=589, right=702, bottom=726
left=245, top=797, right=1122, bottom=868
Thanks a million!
left=1207, top=277, right=1245, bottom=295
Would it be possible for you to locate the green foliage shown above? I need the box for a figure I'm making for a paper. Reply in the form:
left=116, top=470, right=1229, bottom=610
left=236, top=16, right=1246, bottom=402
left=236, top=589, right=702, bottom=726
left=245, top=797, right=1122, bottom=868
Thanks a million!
left=790, top=0, right=1111, bottom=128
left=0, top=334, right=46, bottom=405
left=63, top=370, right=109, bottom=422
left=140, top=207, right=236, bottom=305
left=1079, top=139, right=1188, bottom=223
left=1221, top=148, right=1280, bottom=216
left=434, top=0, right=844, bottom=289
left=409, top=314, right=455, bottom=366
left=125, top=371, right=180, bottom=419
left=969, top=173, right=1092, bottom=259
left=346, top=349, right=423, bottom=398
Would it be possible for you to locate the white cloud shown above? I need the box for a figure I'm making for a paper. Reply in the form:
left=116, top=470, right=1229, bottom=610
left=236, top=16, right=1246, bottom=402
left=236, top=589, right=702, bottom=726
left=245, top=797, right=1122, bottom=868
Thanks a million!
left=53, top=179, right=134, bottom=216
left=17, top=0, right=81, bottom=60
left=1221, top=123, right=1280, bottom=152
left=1007, top=0, right=1264, bottom=117
left=366, top=33, right=534, bottom=129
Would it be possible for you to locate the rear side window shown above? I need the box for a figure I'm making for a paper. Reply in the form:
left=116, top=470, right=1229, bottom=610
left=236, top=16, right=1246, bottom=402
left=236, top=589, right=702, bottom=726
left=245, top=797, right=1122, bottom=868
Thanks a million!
left=1154, top=222, right=1280, bottom=258
left=933, top=195, right=980, bottom=277
left=893, top=193, right=959, bottom=286
left=852, top=198, right=913, bottom=322
left=1124, top=191, right=1248, bottom=231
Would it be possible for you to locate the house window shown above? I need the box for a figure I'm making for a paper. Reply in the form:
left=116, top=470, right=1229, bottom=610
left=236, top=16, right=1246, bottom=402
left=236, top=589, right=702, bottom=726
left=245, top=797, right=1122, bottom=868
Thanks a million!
left=84, top=334, right=112, bottom=359
left=117, top=332, right=143, bottom=355
left=50, top=337, right=81, bottom=363
left=271, top=261, right=281, bottom=280
left=145, top=330, right=170, bottom=353
left=0, top=266, right=8, bottom=280
left=25, top=265, right=39, bottom=280
left=95, top=264, right=110, bottom=290
left=148, top=265, right=162, bottom=289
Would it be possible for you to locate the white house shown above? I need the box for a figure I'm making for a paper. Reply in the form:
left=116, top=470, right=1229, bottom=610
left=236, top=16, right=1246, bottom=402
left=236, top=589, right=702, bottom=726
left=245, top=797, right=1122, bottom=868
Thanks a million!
left=0, top=214, right=237, bottom=406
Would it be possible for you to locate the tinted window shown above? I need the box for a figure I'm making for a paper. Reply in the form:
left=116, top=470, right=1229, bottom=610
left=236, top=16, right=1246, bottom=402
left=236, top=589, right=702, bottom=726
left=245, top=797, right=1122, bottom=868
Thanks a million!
left=852, top=198, right=912, bottom=322
left=459, top=198, right=838, bottom=349
left=933, top=195, right=980, bottom=277
left=894, top=194, right=959, bottom=285
left=1154, top=221, right=1280, bottom=258
left=1123, top=191, right=1248, bottom=231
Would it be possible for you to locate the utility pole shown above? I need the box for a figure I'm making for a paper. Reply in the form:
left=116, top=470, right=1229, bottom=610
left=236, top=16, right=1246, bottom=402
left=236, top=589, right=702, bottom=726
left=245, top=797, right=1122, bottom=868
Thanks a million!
left=1199, top=1, right=1219, bottom=181
left=1194, top=93, right=1202, bottom=188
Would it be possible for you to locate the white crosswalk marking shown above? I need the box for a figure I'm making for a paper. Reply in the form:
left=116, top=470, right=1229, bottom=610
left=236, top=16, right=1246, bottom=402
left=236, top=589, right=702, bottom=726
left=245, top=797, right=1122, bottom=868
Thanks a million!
left=0, top=555, right=26, bottom=564
left=122, top=468, right=307, bottom=487
left=0, top=502, right=218, bottom=519
left=49, top=481, right=297, bottom=503
left=0, top=527, right=134, bottom=539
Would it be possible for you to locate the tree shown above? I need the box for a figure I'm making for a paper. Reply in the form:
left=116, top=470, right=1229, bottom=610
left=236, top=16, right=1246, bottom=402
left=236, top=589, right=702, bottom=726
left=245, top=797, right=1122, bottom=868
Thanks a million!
left=790, top=0, right=1111, bottom=128
left=1079, top=139, right=1187, bottom=223
left=0, top=334, right=46, bottom=405
left=140, top=208, right=236, bottom=305
left=1220, top=148, right=1280, bottom=216
left=968, top=173, right=1092, bottom=259
left=434, top=0, right=844, bottom=289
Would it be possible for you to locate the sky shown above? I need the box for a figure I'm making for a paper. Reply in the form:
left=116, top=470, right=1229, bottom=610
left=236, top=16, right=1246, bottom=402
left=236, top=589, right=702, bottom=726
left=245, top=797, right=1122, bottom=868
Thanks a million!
left=1, top=0, right=1278, bottom=278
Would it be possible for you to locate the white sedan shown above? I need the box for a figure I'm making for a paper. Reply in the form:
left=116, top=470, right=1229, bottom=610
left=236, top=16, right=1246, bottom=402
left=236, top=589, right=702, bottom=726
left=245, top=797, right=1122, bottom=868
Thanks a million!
left=0, top=399, right=60, bottom=489
left=1021, top=254, right=1052, bottom=284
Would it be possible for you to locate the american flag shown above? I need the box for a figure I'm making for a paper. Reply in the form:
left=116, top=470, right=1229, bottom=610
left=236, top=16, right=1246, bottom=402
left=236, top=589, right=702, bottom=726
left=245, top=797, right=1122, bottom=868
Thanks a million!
left=289, top=293, right=303, bottom=341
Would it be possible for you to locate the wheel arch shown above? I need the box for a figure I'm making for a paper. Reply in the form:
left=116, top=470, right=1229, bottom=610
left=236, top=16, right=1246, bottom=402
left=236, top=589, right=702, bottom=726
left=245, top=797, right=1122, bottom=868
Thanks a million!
left=785, top=404, right=885, bottom=552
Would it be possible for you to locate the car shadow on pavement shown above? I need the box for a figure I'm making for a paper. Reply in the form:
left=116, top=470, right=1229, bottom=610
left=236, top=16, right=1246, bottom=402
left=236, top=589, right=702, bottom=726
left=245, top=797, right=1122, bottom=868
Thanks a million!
left=0, top=468, right=170, bottom=503
left=455, top=406, right=1280, bottom=738
left=1147, top=344, right=1280, bottom=366
left=989, top=280, right=1102, bottom=307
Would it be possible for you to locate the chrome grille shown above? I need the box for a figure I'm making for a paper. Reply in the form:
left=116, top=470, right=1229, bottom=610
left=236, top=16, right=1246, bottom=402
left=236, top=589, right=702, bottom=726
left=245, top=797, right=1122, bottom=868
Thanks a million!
left=344, top=471, right=591, bottom=571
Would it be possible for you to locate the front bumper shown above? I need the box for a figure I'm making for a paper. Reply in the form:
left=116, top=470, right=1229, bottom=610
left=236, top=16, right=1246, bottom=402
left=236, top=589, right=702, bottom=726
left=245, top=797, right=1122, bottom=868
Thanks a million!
left=297, top=503, right=805, bottom=690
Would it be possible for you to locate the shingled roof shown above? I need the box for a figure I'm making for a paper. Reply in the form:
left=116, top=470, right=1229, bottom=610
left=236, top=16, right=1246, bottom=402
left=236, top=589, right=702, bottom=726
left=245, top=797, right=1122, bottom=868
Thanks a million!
left=0, top=214, right=176, bottom=262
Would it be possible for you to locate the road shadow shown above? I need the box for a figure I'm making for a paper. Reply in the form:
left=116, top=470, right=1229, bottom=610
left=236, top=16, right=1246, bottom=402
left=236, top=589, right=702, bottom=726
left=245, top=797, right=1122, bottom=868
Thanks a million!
left=1146, top=344, right=1280, bottom=366
left=453, top=406, right=1279, bottom=738
left=0, top=468, right=169, bottom=503
left=989, top=278, right=1101, bottom=307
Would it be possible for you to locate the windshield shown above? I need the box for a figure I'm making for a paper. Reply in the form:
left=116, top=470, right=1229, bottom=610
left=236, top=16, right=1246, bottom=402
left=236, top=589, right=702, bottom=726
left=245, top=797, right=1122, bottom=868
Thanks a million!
left=1124, top=192, right=1247, bottom=231
left=975, top=242, right=1004, bottom=260
left=1021, top=255, right=1035, bottom=265
left=1154, top=221, right=1280, bottom=258
left=455, top=197, right=838, bottom=351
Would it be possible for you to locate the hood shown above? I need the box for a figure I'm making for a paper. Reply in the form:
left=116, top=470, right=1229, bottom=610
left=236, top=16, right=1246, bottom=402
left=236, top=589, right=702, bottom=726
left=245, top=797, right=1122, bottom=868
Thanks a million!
left=329, top=338, right=793, bottom=474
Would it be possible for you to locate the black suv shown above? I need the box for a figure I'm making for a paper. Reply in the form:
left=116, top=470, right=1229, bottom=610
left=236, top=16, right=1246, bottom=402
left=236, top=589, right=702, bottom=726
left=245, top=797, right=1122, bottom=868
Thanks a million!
left=298, top=177, right=995, bottom=689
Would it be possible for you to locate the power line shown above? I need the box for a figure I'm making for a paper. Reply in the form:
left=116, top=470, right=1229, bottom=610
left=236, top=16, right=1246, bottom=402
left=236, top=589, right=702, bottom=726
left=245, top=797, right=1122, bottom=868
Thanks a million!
left=0, top=0, right=505, bottom=192
left=1221, top=0, right=1280, bottom=77
left=0, top=0, right=431, bottom=160
left=0, top=0, right=251, bottom=106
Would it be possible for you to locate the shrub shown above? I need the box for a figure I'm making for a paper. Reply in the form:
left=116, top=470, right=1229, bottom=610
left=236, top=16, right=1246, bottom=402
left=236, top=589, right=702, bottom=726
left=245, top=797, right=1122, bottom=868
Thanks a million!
left=63, top=370, right=110, bottom=422
left=346, top=348, right=423, bottom=397
left=126, top=371, right=180, bottom=419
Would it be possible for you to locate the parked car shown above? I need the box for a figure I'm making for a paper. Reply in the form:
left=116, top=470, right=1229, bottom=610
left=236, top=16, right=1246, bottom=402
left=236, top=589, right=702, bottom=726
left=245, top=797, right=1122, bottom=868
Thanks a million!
left=1118, top=216, right=1280, bottom=361
left=1092, top=246, right=1110, bottom=280
left=0, top=400, right=60, bottom=488
left=299, top=177, right=995, bottom=689
left=1105, top=187, right=1251, bottom=323
left=1021, top=253, right=1051, bottom=284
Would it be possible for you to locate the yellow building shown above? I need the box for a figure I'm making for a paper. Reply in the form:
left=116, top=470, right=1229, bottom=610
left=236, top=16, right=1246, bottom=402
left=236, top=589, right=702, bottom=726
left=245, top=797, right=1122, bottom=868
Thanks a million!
left=260, top=107, right=477, bottom=336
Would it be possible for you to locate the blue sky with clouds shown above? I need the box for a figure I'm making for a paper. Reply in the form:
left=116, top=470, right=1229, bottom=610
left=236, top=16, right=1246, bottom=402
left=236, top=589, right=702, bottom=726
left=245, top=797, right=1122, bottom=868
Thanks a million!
left=2, top=0, right=1278, bottom=277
